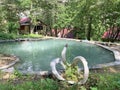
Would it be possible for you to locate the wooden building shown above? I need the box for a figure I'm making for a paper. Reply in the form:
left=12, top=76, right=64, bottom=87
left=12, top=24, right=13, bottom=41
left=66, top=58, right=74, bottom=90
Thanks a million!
left=33, top=19, right=47, bottom=35
left=19, top=17, right=31, bottom=34
left=19, top=18, right=47, bottom=35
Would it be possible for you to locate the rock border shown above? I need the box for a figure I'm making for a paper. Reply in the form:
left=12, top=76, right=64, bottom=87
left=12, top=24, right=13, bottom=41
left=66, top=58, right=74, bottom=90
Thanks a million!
left=81, top=40, right=120, bottom=69
left=0, top=37, right=53, bottom=43
left=0, top=55, right=19, bottom=70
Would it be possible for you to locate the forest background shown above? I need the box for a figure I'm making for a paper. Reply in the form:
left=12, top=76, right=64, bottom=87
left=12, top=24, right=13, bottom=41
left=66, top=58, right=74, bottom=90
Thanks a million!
left=0, top=0, right=120, bottom=42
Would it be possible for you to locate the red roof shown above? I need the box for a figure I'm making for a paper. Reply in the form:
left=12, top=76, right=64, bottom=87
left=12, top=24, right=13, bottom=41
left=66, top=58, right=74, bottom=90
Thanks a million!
left=20, top=17, right=30, bottom=23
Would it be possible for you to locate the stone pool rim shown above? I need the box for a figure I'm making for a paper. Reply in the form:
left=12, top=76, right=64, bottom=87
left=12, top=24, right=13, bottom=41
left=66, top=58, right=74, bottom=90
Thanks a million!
left=0, top=54, right=19, bottom=70
left=0, top=38, right=120, bottom=75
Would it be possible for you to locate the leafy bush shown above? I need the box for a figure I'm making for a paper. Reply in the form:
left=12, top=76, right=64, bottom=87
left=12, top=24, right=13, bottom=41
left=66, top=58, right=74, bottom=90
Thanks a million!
left=21, top=34, right=43, bottom=38
left=85, top=73, right=120, bottom=90
left=0, top=33, right=17, bottom=39
left=8, top=22, right=19, bottom=34
left=0, top=33, right=43, bottom=40
left=97, top=73, right=120, bottom=90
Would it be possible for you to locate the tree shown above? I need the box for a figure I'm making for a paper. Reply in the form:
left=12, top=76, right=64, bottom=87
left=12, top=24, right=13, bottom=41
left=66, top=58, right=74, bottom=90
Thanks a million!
left=0, top=0, right=20, bottom=34
left=0, top=0, right=120, bottom=41
left=64, top=0, right=120, bottom=41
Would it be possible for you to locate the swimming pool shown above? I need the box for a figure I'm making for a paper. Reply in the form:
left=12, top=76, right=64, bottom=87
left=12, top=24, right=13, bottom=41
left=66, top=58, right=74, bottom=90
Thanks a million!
left=0, top=38, right=117, bottom=73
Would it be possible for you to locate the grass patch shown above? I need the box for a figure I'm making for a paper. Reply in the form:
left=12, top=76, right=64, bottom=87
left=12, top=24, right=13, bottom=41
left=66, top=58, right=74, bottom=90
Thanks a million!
left=19, top=34, right=43, bottom=38
left=0, top=33, right=43, bottom=40
left=0, top=78, right=58, bottom=90
left=0, top=71, right=120, bottom=90
left=84, top=73, right=120, bottom=90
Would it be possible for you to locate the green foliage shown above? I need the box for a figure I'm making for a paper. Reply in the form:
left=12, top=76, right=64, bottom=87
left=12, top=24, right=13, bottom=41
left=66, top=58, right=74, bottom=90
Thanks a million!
left=0, top=33, right=17, bottom=39
left=0, top=78, right=58, bottom=90
left=8, top=22, right=19, bottom=34
left=20, top=34, right=43, bottom=38
left=85, top=73, right=120, bottom=90
left=97, top=73, right=120, bottom=90
left=64, top=62, right=82, bottom=82
left=0, top=72, right=120, bottom=90
left=1, top=0, right=120, bottom=40
left=13, top=69, right=22, bottom=78
left=90, top=87, right=98, bottom=90
left=0, top=33, right=43, bottom=40
left=0, top=83, right=13, bottom=90
left=64, top=0, right=120, bottom=41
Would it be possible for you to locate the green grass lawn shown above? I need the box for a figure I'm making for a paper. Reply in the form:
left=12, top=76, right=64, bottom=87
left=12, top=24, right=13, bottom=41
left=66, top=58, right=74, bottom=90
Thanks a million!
left=0, top=70, right=120, bottom=90
left=0, top=33, right=43, bottom=40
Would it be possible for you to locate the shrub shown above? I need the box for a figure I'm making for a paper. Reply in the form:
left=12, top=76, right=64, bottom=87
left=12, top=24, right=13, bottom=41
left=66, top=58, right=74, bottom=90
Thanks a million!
left=0, top=33, right=43, bottom=40
left=97, top=73, right=120, bottom=90
left=0, top=33, right=17, bottom=39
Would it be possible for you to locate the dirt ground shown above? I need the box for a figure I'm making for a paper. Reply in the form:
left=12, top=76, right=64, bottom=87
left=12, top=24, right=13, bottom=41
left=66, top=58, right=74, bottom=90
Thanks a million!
left=0, top=54, right=16, bottom=67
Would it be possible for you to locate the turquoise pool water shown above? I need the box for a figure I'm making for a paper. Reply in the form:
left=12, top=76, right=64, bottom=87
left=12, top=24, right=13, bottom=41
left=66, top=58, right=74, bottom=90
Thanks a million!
left=0, top=39, right=115, bottom=71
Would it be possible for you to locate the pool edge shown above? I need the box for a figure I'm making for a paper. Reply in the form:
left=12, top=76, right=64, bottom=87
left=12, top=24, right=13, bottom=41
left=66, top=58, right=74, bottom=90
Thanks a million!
left=0, top=38, right=120, bottom=75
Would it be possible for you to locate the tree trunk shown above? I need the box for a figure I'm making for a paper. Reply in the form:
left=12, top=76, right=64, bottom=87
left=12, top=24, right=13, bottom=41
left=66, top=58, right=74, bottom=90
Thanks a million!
left=87, top=16, right=92, bottom=40
left=113, top=27, right=120, bottom=41
left=55, top=28, right=58, bottom=37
